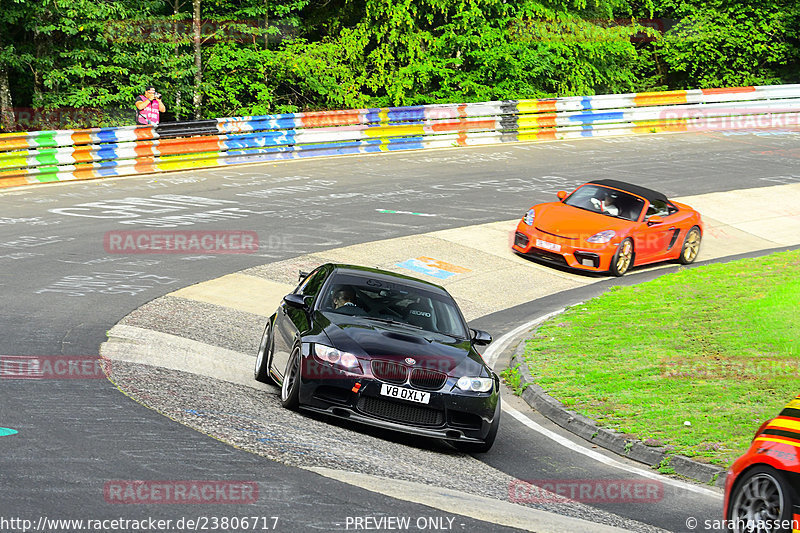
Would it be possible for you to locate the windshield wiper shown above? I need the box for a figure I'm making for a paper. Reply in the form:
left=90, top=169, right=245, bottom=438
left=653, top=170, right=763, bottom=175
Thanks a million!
left=364, top=317, right=423, bottom=330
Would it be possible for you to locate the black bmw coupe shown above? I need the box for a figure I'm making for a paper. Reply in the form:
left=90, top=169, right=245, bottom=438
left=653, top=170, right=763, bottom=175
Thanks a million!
left=254, top=263, right=501, bottom=452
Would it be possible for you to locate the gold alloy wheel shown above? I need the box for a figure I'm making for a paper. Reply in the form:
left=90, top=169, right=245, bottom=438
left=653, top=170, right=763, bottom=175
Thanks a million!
left=682, top=228, right=701, bottom=263
left=615, top=239, right=633, bottom=274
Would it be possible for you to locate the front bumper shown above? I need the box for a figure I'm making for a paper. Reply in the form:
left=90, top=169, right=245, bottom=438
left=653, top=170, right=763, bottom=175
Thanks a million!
left=511, top=224, right=620, bottom=273
left=297, top=357, right=500, bottom=443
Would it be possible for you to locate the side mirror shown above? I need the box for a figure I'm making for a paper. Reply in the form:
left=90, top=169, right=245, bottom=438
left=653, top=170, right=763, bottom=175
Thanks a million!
left=647, top=215, right=663, bottom=226
left=470, top=329, right=493, bottom=346
left=557, top=190, right=567, bottom=200
left=283, top=293, right=309, bottom=309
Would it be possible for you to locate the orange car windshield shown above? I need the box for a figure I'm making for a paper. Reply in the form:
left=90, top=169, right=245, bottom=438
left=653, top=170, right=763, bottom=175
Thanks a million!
left=564, top=185, right=646, bottom=222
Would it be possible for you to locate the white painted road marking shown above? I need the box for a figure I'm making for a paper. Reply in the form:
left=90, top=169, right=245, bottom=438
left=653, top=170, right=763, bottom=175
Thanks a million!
left=502, top=404, right=721, bottom=499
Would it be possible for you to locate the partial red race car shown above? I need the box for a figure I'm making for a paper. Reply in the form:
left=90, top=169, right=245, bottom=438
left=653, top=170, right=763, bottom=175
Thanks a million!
left=725, top=393, right=800, bottom=533
left=512, top=179, right=703, bottom=276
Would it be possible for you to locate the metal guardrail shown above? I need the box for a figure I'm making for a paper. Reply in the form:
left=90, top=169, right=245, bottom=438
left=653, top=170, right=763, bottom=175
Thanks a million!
left=2, top=84, right=800, bottom=189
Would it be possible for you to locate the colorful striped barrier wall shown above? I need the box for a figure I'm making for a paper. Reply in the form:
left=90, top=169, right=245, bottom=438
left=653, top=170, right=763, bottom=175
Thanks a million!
left=2, top=84, right=800, bottom=189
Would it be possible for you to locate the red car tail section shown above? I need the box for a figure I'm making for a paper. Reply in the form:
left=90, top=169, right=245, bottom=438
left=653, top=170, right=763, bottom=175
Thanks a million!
left=755, top=395, right=800, bottom=449
left=724, top=393, right=800, bottom=532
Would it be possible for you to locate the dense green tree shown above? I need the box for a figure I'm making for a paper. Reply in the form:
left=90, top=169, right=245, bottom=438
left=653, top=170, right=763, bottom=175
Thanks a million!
left=200, top=0, right=316, bottom=116
left=308, top=0, right=651, bottom=106
left=0, top=0, right=798, bottom=130
left=0, top=1, right=31, bottom=130
left=425, top=1, right=648, bottom=101
left=649, top=0, right=800, bottom=88
left=0, top=0, right=192, bottom=129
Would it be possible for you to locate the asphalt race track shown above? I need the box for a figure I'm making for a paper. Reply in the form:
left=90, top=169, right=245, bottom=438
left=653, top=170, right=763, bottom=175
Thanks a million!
left=2, top=130, right=800, bottom=533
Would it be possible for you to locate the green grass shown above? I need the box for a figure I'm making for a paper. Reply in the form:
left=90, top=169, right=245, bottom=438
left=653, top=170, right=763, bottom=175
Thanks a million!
left=521, top=249, right=800, bottom=467
left=500, top=363, right=528, bottom=395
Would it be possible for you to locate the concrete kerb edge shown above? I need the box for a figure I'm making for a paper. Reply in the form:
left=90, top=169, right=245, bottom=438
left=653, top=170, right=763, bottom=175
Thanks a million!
left=506, top=324, right=728, bottom=489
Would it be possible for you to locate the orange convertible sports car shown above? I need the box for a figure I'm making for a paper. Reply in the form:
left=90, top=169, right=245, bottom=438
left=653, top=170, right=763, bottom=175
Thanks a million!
left=512, top=179, right=704, bottom=276
left=724, top=393, right=800, bottom=533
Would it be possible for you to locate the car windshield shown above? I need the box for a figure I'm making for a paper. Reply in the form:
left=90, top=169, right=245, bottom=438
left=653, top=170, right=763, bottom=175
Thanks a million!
left=564, top=184, right=646, bottom=222
left=319, top=273, right=469, bottom=338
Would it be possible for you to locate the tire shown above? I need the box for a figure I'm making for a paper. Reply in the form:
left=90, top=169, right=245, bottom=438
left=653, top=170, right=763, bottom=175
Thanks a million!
left=678, top=226, right=702, bottom=265
left=280, top=345, right=302, bottom=410
left=727, top=465, right=796, bottom=533
left=254, top=321, right=277, bottom=385
left=610, top=238, right=634, bottom=277
left=454, top=399, right=500, bottom=454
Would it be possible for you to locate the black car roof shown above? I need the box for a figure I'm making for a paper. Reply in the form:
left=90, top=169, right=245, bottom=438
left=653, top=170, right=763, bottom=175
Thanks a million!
left=587, top=179, right=668, bottom=204
left=329, top=264, right=448, bottom=292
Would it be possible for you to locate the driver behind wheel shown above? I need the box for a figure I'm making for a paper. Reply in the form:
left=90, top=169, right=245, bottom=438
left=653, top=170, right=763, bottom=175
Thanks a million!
left=590, top=190, right=620, bottom=216
left=331, top=286, right=368, bottom=316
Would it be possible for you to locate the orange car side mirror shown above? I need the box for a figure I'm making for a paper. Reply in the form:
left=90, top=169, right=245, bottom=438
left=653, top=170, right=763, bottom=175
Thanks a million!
left=557, top=190, right=567, bottom=200
left=647, top=215, right=664, bottom=225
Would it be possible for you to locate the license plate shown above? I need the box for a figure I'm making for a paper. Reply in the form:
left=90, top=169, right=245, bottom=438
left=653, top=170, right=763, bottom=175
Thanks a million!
left=536, top=238, right=561, bottom=252
left=380, top=384, right=430, bottom=404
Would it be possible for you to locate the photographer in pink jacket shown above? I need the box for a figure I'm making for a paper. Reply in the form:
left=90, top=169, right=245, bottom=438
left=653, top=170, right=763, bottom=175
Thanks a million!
left=135, top=86, right=166, bottom=125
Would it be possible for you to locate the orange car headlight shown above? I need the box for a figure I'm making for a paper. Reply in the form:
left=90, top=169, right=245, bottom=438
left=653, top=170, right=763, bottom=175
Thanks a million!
left=587, top=230, right=616, bottom=244
left=522, top=209, right=535, bottom=226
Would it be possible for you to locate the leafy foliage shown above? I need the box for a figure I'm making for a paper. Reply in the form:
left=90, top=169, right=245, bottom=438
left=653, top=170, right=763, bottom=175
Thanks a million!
left=651, top=0, right=800, bottom=88
left=1, top=0, right=798, bottom=130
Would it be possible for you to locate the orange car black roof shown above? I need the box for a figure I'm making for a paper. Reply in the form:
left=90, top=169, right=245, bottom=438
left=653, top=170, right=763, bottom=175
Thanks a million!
left=588, top=179, right=668, bottom=204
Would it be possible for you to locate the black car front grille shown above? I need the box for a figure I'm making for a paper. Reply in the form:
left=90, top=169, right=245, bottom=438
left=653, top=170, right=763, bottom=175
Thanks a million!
left=357, top=396, right=444, bottom=427
left=371, top=360, right=408, bottom=384
left=409, top=368, right=447, bottom=391
left=514, top=231, right=529, bottom=248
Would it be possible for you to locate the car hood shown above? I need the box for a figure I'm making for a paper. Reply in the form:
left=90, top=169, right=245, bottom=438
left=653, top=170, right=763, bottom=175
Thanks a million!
left=316, top=312, right=487, bottom=375
left=533, top=202, right=634, bottom=239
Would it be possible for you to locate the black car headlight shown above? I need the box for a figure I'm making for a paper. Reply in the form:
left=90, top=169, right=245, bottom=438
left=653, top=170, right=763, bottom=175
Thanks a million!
left=456, top=376, right=494, bottom=393
left=313, top=344, right=362, bottom=372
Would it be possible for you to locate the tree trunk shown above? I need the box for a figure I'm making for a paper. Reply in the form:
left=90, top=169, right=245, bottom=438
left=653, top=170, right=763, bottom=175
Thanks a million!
left=262, top=0, right=269, bottom=111
left=264, top=0, right=269, bottom=50
left=173, top=0, right=183, bottom=121
left=33, top=32, right=45, bottom=108
left=0, top=68, right=14, bottom=132
left=192, top=0, right=202, bottom=120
